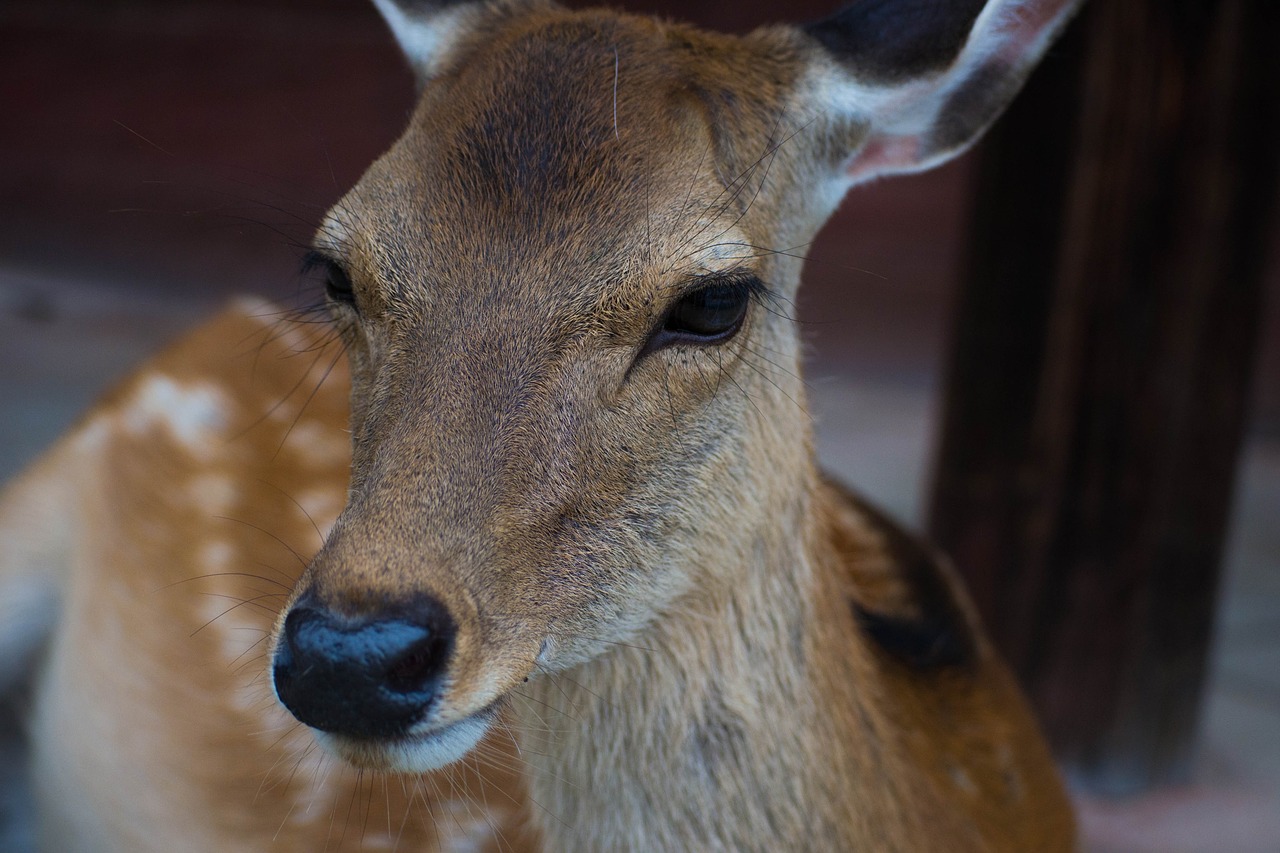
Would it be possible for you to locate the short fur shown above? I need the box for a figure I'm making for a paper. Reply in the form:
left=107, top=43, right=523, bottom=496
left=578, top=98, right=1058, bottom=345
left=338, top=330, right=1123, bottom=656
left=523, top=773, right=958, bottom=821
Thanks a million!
left=2, top=1, right=1079, bottom=850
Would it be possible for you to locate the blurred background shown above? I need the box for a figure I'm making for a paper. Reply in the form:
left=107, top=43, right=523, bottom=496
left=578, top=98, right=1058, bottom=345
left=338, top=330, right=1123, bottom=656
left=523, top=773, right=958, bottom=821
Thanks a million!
left=1, top=0, right=1277, bottom=850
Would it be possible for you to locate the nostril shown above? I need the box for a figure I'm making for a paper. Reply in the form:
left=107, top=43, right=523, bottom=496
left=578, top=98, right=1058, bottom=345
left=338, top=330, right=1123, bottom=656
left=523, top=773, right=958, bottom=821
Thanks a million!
left=384, top=633, right=450, bottom=694
left=272, top=596, right=456, bottom=738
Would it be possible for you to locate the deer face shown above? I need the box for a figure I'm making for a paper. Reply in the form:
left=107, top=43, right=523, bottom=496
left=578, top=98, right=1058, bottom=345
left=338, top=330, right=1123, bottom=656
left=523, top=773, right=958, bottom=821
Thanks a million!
left=268, top=0, right=1079, bottom=772
left=273, top=10, right=819, bottom=770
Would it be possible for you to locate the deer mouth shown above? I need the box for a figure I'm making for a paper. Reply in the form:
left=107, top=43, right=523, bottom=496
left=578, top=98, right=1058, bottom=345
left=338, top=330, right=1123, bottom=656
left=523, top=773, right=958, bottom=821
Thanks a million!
left=317, top=700, right=503, bottom=773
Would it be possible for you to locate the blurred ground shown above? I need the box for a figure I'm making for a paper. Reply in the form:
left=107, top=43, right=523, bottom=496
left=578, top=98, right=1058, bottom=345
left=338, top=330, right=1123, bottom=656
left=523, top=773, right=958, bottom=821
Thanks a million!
left=1, top=1, right=1278, bottom=851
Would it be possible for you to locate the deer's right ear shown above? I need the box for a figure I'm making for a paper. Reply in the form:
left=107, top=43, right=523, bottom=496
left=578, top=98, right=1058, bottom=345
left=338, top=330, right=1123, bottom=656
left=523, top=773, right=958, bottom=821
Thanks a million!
left=789, top=0, right=1080, bottom=195
left=371, top=0, right=526, bottom=84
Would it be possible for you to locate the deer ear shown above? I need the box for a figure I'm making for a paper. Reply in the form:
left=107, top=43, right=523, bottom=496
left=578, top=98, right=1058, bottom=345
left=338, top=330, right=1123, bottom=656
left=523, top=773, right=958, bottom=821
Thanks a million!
left=796, top=0, right=1080, bottom=187
left=371, top=0, right=523, bottom=83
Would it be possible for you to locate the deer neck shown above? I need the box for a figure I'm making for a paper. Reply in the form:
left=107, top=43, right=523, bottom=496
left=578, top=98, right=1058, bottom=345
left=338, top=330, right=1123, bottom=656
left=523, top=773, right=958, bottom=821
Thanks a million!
left=516, top=466, right=906, bottom=851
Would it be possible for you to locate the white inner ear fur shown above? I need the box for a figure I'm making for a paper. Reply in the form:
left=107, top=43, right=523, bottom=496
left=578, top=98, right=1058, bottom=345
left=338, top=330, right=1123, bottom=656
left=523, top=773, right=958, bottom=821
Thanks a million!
left=798, top=0, right=1081, bottom=191
left=371, top=0, right=486, bottom=80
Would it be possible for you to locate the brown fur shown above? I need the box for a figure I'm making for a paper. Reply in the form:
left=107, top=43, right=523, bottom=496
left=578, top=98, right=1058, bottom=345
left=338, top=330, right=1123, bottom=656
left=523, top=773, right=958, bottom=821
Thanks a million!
left=14, top=304, right=534, bottom=851
left=3, top=2, right=1078, bottom=850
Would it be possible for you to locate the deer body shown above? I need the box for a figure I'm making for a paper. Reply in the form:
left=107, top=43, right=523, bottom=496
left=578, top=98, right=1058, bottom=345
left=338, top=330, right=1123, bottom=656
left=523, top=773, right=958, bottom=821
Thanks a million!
left=3, top=1, right=1080, bottom=850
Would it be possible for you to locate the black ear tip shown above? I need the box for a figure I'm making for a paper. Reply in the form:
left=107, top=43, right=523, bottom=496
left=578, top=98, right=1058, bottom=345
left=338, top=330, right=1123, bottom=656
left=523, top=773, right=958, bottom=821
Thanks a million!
left=804, top=0, right=989, bottom=81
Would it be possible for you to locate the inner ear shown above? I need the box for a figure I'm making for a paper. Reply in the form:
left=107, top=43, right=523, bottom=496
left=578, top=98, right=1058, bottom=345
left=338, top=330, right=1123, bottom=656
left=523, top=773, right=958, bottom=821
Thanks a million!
left=844, top=134, right=923, bottom=183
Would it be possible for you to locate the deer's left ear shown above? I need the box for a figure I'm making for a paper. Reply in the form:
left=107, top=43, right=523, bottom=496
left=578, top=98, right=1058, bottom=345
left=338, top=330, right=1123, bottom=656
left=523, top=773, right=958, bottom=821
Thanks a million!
left=372, top=0, right=533, bottom=85
left=793, top=0, right=1080, bottom=188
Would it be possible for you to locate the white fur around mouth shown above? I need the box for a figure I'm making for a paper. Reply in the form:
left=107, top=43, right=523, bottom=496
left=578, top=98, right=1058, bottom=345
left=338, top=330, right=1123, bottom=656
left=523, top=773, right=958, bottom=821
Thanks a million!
left=317, top=706, right=497, bottom=773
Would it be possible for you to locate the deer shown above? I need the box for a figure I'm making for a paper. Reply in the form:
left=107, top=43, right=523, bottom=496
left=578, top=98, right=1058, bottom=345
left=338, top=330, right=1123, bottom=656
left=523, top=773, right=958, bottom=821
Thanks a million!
left=0, top=0, right=1083, bottom=849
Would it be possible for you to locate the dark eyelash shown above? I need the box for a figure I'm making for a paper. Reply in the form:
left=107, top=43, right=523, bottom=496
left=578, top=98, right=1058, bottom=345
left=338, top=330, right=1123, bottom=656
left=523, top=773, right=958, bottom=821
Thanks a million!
left=633, top=269, right=770, bottom=362
left=693, top=271, right=772, bottom=304
left=299, top=250, right=335, bottom=276
left=669, top=270, right=773, bottom=326
left=665, top=270, right=773, bottom=320
left=301, top=250, right=356, bottom=305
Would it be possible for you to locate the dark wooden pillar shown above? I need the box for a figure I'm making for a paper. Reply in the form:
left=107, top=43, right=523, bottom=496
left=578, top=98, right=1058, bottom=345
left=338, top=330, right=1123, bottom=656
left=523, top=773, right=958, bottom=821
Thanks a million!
left=929, top=0, right=1280, bottom=793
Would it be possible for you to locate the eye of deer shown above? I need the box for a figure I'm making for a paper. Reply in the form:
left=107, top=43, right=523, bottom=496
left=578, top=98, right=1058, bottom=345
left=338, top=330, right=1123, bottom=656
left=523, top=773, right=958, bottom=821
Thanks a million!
left=323, top=264, right=356, bottom=305
left=303, top=251, right=356, bottom=306
left=642, top=275, right=761, bottom=358
left=665, top=282, right=750, bottom=338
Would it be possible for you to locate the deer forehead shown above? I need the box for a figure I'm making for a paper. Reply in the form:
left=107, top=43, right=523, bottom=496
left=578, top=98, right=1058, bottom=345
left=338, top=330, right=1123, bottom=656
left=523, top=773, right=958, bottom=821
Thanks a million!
left=320, top=10, right=805, bottom=312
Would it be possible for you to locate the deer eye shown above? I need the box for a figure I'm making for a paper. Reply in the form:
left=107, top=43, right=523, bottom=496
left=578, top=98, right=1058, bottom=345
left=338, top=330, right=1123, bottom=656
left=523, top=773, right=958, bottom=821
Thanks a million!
left=325, top=268, right=355, bottom=306
left=635, top=275, right=763, bottom=361
left=302, top=251, right=356, bottom=306
left=663, top=282, right=751, bottom=340
left=323, top=265, right=355, bottom=305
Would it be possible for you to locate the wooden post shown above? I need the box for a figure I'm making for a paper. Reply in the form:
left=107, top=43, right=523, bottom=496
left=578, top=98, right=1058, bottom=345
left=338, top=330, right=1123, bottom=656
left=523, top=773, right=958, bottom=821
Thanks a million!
left=929, top=0, right=1280, bottom=793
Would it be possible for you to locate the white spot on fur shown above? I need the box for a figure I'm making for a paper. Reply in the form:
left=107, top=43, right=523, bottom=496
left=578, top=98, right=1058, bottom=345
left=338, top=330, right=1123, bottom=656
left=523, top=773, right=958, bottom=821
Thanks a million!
left=196, top=591, right=264, bottom=673
left=189, top=473, right=237, bottom=514
left=122, top=374, right=228, bottom=453
left=193, top=545, right=279, bottom=717
left=293, top=488, right=343, bottom=538
left=279, top=737, right=346, bottom=830
left=69, top=412, right=110, bottom=454
left=279, top=421, right=347, bottom=465
left=233, top=295, right=318, bottom=356
left=435, top=800, right=500, bottom=853
left=200, top=540, right=234, bottom=573
left=351, top=831, right=397, bottom=850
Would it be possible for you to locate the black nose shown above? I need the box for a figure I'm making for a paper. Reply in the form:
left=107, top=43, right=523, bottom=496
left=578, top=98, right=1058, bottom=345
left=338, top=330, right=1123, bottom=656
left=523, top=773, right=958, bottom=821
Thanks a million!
left=272, top=596, right=455, bottom=738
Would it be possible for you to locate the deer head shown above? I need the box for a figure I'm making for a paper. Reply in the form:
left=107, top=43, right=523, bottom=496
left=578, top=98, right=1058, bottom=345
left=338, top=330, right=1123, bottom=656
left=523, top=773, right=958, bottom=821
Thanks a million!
left=268, top=0, right=1078, bottom=773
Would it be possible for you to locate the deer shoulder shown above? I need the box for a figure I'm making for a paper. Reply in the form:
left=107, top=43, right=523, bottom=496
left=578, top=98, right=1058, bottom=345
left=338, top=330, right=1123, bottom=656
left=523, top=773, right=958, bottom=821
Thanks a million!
left=818, top=476, right=1076, bottom=848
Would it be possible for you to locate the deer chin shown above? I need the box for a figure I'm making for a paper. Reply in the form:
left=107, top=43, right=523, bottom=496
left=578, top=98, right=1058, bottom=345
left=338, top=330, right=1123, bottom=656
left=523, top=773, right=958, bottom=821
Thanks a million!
left=315, top=702, right=500, bottom=773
